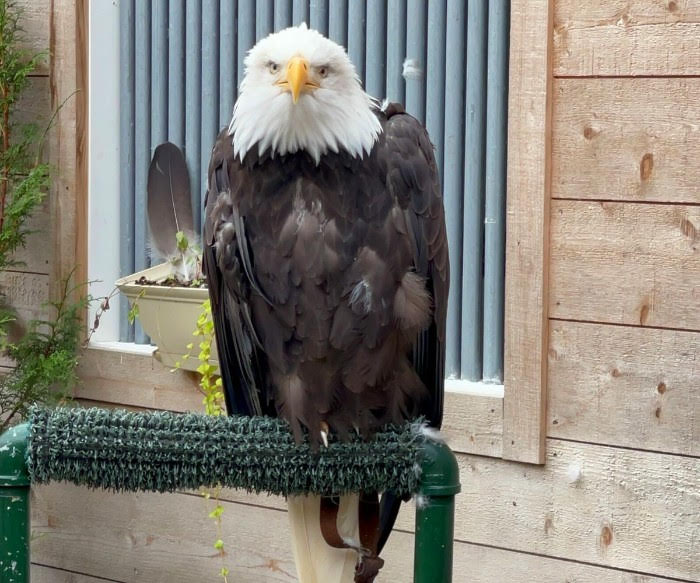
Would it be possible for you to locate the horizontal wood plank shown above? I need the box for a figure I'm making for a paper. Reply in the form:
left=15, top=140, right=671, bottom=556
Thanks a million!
left=550, top=200, right=700, bottom=330
left=76, top=348, right=502, bottom=458
left=32, top=480, right=690, bottom=583
left=76, top=347, right=203, bottom=411
left=553, top=78, right=700, bottom=204
left=31, top=565, right=109, bottom=583
left=442, top=391, right=503, bottom=457
left=399, top=440, right=699, bottom=580
left=554, top=0, right=700, bottom=76
left=548, top=320, right=699, bottom=456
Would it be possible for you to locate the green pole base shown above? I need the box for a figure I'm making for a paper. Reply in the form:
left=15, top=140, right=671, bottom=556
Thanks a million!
left=413, top=439, right=461, bottom=583
left=0, top=423, right=30, bottom=583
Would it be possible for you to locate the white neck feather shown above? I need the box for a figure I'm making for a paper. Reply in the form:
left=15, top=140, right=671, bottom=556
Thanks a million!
left=229, top=82, right=382, bottom=165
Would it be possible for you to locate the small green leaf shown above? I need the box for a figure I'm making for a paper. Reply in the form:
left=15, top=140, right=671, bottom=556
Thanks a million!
left=127, top=303, right=140, bottom=324
left=176, top=231, right=189, bottom=252
left=214, top=539, right=224, bottom=550
left=209, top=505, right=224, bottom=519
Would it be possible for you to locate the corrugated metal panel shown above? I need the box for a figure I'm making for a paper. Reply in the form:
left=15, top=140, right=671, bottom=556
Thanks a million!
left=328, top=0, right=347, bottom=46
left=442, top=0, right=466, bottom=378
left=185, top=0, right=202, bottom=229
left=482, top=0, right=510, bottom=382
left=461, top=0, right=488, bottom=380
left=256, top=0, right=274, bottom=39
left=201, top=0, right=221, bottom=229
left=364, top=0, right=386, bottom=99
left=119, top=1, right=510, bottom=382
left=292, top=0, right=309, bottom=25
left=219, top=0, right=237, bottom=127
left=119, top=0, right=135, bottom=342
left=274, top=0, right=293, bottom=30
left=385, top=0, right=406, bottom=105
left=168, top=0, right=186, bottom=147
left=404, top=0, right=426, bottom=123
left=133, top=1, right=151, bottom=343
left=347, top=1, right=366, bottom=83
left=310, top=0, right=329, bottom=35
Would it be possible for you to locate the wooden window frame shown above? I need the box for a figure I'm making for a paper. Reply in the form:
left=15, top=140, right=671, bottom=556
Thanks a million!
left=54, top=0, right=552, bottom=465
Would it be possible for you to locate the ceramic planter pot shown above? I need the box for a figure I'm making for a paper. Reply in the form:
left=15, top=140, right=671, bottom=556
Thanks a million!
left=115, top=263, right=218, bottom=372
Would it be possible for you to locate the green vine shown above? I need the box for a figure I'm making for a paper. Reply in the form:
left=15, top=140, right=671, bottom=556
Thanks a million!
left=178, top=299, right=229, bottom=580
left=176, top=299, right=225, bottom=416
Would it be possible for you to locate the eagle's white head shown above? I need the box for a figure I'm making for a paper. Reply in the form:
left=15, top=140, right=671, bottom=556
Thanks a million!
left=229, top=23, right=382, bottom=165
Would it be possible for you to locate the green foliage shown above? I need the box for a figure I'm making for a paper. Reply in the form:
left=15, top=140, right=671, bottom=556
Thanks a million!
left=180, top=299, right=229, bottom=580
left=176, top=299, right=225, bottom=416
left=0, top=0, right=49, bottom=272
left=0, top=278, right=85, bottom=432
left=0, top=0, right=83, bottom=430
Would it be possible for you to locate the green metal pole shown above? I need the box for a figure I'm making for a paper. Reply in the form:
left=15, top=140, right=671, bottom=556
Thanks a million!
left=0, top=422, right=30, bottom=583
left=414, top=440, right=461, bottom=583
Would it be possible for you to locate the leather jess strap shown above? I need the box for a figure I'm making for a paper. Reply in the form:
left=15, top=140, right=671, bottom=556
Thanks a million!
left=320, top=493, right=385, bottom=583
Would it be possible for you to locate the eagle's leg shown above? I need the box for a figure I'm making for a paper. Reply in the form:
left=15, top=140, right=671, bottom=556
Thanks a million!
left=287, top=493, right=360, bottom=583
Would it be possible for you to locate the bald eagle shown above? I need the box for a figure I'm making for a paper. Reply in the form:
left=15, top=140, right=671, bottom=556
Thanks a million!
left=203, top=24, right=448, bottom=583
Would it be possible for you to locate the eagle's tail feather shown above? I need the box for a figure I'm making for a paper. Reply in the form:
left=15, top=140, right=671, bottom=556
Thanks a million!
left=287, top=494, right=359, bottom=583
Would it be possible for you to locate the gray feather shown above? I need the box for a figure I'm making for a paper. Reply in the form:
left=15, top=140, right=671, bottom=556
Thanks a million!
left=147, top=142, right=194, bottom=258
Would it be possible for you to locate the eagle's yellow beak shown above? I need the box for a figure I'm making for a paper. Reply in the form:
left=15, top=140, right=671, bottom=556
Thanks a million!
left=283, top=56, right=317, bottom=104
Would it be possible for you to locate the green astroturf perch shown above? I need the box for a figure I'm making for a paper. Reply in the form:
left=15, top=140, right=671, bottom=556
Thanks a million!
left=0, top=406, right=460, bottom=582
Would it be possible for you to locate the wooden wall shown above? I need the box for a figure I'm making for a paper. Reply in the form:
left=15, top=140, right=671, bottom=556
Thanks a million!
left=18, top=1, right=700, bottom=582
left=0, top=0, right=51, bottom=372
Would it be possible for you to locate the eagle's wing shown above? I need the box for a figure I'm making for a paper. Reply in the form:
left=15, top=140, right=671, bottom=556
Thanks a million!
left=384, top=104, right=449, bottom=426
left=203, top=131, right=273, bottom=417
left=377, top=104, right=450, bottom=551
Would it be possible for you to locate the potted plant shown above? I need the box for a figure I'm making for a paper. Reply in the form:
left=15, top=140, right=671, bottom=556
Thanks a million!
left=115, top=143, right=217, bottom=372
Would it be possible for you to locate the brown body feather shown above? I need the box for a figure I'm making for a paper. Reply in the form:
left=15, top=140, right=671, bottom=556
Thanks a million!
left=203, top=105, right=448, bottom=444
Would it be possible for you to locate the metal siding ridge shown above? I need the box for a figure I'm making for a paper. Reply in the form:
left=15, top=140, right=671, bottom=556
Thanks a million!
left=310, top=0, right=329, bottom=35
left=425, top=0, right=446, bottom=175
left=201, top=0, right=220, bottom=235
left=134, top=0, right=152, bottom=343
left=461, top=0, right=488, bottom=380
left=220, top=0, right=237, bottom=127
left=442, top=0, right=466, bottom=378
left=119, top=0, right=135, bottom=342
left=168, top=0, right=186, bottom=148
left=365, top=0, right=386, bottom=99
left=385, top=0, right=406, bottom=105
left=238, top=0, right=256, bottom=88
left=328, top=0, right=347, bottom=46
left=405, top=0, right=426, bottom=122
left=185, top=0, right=203, bottom=229
left=482, top=0, right=510, bottom=382
left=274, top=0, right=293, bottom=30
left=347, top=0, right=366, bottom=83
left=151, top=0, right=169, bottom=151
left=257, top=0, right=274, bottom=39
left=293, top=0, right=309, bottom=25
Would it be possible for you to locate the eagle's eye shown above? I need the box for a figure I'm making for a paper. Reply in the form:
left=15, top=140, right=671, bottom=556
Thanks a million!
left=317, top=65, right=329, bottom=78
left=267, top=61, right=280, bottom=74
